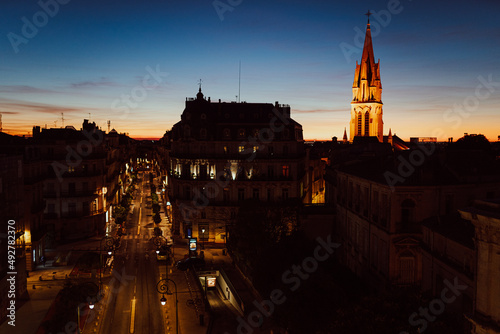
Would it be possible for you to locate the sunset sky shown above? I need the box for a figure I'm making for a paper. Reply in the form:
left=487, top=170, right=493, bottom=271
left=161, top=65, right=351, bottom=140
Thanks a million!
left=1, top=0, right=499, bottom=141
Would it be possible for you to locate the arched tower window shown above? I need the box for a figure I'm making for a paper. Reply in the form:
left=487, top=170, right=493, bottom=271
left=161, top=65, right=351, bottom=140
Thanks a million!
left=357, top=112, right=362, bottom=136
left=364, top=111, right=370, bottom=136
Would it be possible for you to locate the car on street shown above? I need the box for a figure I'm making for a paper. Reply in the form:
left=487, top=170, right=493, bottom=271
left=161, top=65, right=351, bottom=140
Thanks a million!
left=175, top=257, right=205, bottom=271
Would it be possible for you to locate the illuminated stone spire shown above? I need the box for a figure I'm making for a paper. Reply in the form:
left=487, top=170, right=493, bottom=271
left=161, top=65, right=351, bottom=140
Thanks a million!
left=349, top=11, right=384, bottom=142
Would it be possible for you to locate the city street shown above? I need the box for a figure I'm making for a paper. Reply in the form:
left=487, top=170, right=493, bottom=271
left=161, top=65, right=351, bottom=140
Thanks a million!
left=97, top=172, right=166, bottom=334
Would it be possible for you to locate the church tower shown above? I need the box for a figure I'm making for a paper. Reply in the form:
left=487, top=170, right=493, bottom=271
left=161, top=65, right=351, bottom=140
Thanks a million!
left=350, top=12, right=383, bottom=142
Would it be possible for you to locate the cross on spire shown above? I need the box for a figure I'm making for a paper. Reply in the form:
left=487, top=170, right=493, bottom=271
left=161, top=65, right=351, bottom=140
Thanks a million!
left=365, top=10, right=372, bottom=23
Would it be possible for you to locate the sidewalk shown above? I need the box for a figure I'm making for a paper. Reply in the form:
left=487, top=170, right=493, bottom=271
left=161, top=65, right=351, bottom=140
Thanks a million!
left=0, top=233, right=120, bottom=334
left=0, top=263, right=75, bottom=334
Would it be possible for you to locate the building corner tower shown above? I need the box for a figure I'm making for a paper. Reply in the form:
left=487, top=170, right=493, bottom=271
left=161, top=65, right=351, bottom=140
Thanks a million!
left=350, top=13, right=383, bottom=142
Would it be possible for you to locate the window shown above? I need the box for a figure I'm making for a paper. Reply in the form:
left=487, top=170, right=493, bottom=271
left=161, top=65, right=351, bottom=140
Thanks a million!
left=184, top=186, right=191, bottom=200
left=364, top=111, right=369, bottom=136
left=399, top=250, right=415, bottom=284
left=238, top=129, right=245, bottom=137
left=253, top=146, right=259, bottom=153
left=268, top=146, right=274, bottom=156
left=357, top=112, right=362, bottom=136
left=68, top=203, right=77, bottom=215
left=445, top=194, right=454, bottom=214
left=253, top=188, right=260, bottom=200
left=223, top=128, right=230, bottom=138
left=282, top=165, right=290, bottom=178
left=238, top=146, right=245, bottom=153
left=267, top=165, right=274, bottom=178
left=83, top=201, right=90, bottom=216
left=282, top=188, right=289, bottom=200
left=223, top=146, right=228, bottom=154
left=401, top=199, right=416, bottom=230
left=223, top=188, right=229, bottom=202
left=267, top=188, right=273, bottom=201
left=238, top=188, right=245, bottom=201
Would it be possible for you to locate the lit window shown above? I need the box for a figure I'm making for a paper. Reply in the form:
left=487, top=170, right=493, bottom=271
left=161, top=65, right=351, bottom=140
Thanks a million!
left=282, top=165, right=290, bottom=178
left=238, top=129, right=245, bottom=137
left=239, top=146, right=245, bottom=153
left=253, top=146, right=259, bottom=153
left=224, top=146, right=228, bottom=154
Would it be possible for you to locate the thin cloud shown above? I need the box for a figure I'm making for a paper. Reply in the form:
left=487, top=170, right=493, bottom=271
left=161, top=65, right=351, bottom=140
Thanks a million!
left=69, top=77, right=119, bottom=88
left=0, top=85, right=56, bottom=94
left=293, top=108, right=346, bottom=114
left=0, top=98, right=96, bottom=115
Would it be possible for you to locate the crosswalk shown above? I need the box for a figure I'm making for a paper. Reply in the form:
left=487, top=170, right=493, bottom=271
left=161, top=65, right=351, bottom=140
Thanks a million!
left=121, top=234, right=151, bottom=240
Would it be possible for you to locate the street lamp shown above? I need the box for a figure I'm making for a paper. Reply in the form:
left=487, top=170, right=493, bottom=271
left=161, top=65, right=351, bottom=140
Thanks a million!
left=152, top=235, right=170, bottom=279
left=99, top=236, right=116, bottom=291
left=201, top=227, right=205, bottom=250
left=156, top=278, right=178, bottom=334
left=77, top=281, right=99, bottom=334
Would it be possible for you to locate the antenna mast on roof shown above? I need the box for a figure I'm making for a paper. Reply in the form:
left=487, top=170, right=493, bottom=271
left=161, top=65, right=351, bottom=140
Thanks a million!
left=61, top=113, right=65, bottom=128
left=107, top=120, right=111, bottom=133
left=238, top=60, right=241, bottom=103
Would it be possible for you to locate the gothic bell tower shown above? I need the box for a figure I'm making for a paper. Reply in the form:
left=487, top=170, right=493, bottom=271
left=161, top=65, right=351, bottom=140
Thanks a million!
left=350, top=12, right=383, bottom=142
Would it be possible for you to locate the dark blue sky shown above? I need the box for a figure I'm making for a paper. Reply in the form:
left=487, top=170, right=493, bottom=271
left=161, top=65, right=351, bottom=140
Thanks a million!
left=1, top=0, right=499, bottom=140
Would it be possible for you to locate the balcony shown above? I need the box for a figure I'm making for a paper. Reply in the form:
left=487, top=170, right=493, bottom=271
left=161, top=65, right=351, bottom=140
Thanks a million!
left=46, top=168, right=104, bottom=179
left=61, top=209, right=105, bottom=219
left=43, top=212, right=58, bottom=220
left=60, top=190, right=98, bottom=198
left=31, top=200, right=46, bottom=214
left=24, top=174, right=46, bottom=185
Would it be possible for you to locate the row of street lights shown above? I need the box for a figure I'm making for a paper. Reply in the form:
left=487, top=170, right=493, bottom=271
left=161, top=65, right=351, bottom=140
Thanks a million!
left=153, top=235, right=178, bottom=334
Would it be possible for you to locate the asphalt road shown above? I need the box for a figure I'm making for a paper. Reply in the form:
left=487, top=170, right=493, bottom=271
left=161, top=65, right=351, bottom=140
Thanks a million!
left=99, top=172, right=166, bottom=334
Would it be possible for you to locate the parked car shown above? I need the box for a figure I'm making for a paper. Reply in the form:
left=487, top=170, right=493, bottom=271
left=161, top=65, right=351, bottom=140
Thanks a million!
left=175, top=257, right=205, bottom=271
